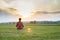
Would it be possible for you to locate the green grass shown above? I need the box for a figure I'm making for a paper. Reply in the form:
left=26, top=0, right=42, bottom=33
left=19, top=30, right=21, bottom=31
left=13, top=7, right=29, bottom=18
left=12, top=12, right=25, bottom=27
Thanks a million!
left=0, top=23, right=60, bottom=40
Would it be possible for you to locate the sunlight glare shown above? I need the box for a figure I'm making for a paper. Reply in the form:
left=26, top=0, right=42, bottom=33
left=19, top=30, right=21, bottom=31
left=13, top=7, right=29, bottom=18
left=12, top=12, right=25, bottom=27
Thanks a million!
left=27, top=28, right=31, bottom=32
left=17, top=1, right=34, bottom=18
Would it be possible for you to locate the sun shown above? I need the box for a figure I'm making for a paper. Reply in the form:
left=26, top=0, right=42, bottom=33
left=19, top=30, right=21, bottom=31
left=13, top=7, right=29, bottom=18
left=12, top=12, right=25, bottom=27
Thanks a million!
left=19, top=9, right=31, bottom=18
left=16, top=1, right=34, bottom=18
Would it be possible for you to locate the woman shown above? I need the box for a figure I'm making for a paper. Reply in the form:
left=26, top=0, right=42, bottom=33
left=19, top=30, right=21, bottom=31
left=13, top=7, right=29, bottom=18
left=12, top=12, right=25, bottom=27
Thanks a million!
left=16, top=18, right=24, bottom=30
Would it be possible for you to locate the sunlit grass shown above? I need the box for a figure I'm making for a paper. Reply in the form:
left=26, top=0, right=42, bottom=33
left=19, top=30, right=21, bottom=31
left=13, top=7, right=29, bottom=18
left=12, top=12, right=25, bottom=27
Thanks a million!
left=0, top=23, right=60, bottom=40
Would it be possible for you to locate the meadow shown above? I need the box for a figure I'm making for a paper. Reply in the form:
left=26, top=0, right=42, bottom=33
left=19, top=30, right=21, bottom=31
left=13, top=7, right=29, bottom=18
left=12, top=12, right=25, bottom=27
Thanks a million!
left=0, top=23, right=60, bottom=40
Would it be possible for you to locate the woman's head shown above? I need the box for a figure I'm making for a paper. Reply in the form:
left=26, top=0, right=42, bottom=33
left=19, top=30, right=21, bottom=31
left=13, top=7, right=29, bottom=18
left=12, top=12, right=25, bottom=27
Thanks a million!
left=19, top=18, right=21, bottom=20
left=19, top=18, right=21, bottom=22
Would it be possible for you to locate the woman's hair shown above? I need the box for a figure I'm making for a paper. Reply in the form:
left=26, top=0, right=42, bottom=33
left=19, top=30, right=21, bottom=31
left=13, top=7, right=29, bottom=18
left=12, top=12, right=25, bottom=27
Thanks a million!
left=19, top=18, right=21, bottom=20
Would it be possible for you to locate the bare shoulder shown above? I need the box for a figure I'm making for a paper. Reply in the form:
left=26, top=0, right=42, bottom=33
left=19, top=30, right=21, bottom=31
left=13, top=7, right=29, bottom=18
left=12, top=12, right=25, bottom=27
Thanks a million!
left=21, top=22, right=23, bottom=23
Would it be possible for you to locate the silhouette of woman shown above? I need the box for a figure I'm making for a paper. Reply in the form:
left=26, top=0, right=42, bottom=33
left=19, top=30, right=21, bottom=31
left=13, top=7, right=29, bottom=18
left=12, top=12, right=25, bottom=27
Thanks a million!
left=16, top=18, right=24, bottom=30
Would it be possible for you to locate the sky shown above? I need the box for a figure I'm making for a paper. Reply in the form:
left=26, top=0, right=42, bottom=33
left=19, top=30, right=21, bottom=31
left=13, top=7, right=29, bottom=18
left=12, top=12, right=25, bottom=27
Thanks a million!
left=0, top=0, right=60, bottom=22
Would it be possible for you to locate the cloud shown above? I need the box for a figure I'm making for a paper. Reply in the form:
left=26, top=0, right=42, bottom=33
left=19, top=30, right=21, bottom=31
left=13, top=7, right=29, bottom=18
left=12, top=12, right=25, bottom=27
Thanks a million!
left=2, top=0, right=14, bottom=3
left=1, top=0, right=60, bottom=11
left=34, top=0, right=60, bottom=11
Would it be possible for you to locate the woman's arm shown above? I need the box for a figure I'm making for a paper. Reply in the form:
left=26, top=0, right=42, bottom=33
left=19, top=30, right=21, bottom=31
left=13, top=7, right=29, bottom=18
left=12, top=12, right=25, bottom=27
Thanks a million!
left=16, top=22, right=18, bottom=27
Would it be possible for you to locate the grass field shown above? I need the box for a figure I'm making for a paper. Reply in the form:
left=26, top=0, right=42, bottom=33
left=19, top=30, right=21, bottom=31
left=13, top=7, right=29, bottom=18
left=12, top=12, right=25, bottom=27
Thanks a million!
left=0, top=23, right=60, bottom=40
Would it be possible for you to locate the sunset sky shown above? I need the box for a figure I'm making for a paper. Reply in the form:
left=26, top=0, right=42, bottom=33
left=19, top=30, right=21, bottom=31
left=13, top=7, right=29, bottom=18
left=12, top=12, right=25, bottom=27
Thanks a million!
left=0, top=0, right=60, bottom=22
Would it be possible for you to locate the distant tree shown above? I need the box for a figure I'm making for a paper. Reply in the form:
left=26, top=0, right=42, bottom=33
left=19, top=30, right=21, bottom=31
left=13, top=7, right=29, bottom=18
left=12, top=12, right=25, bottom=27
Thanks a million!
left=34, top=20, right=36, bottom=24
left=30, top=20, right=36, bottom=24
